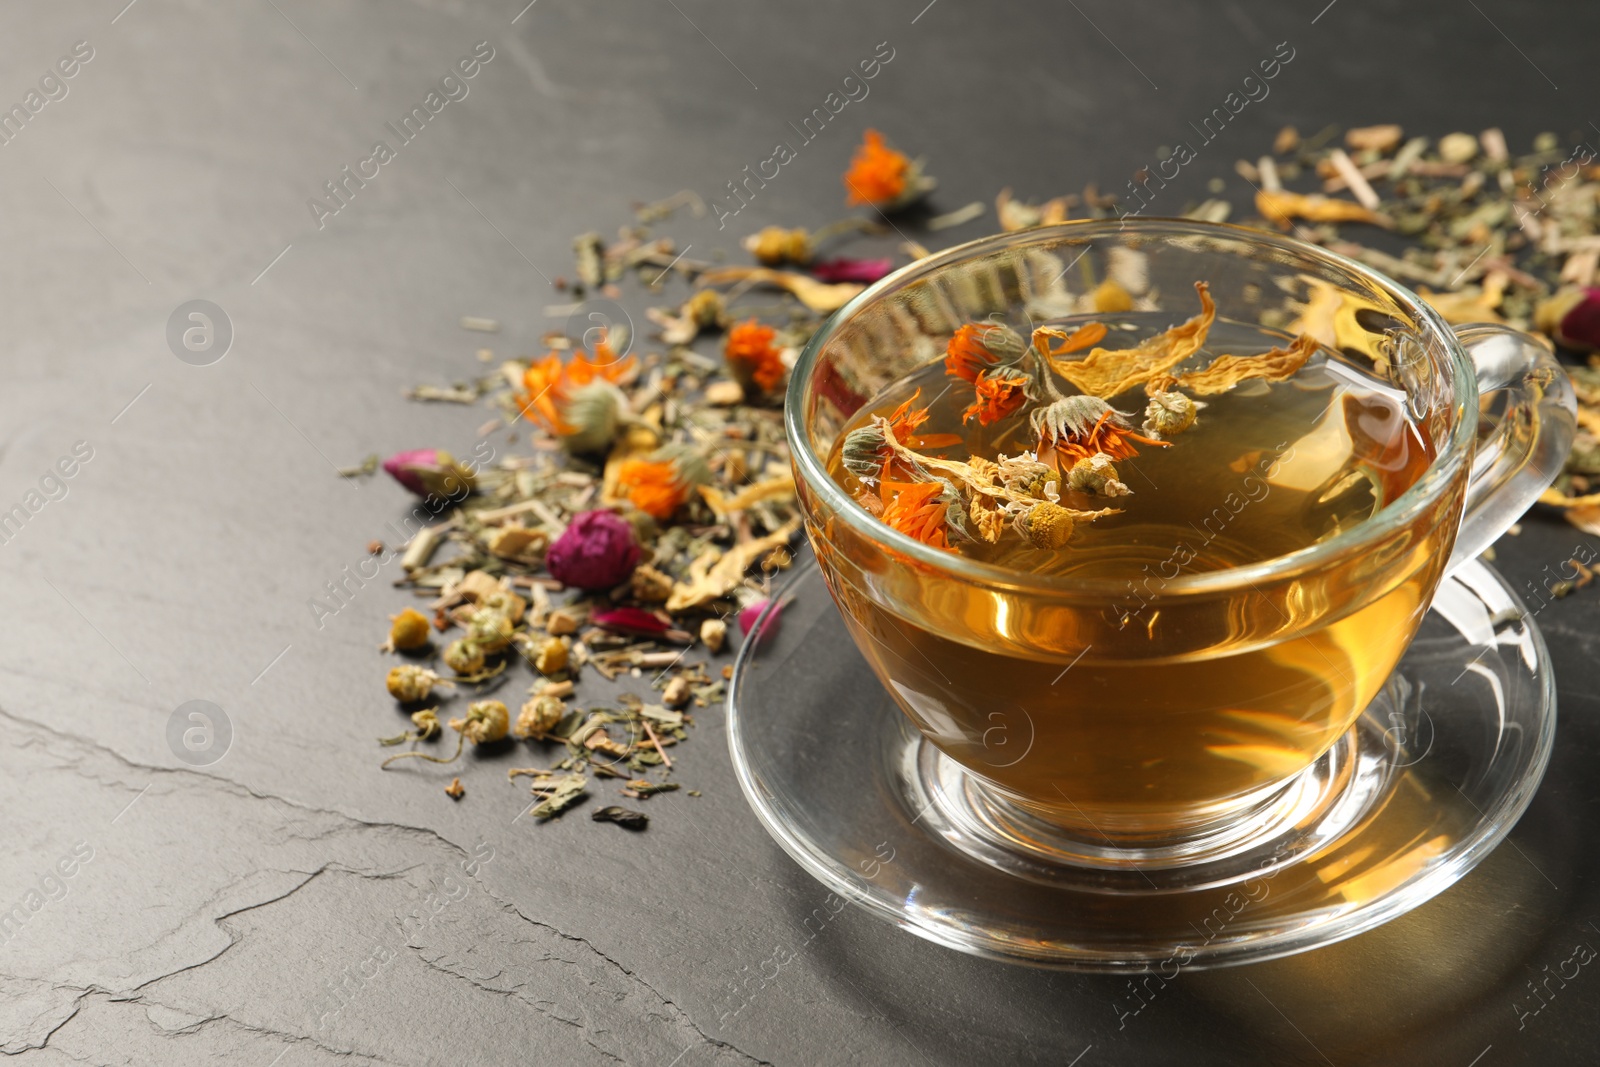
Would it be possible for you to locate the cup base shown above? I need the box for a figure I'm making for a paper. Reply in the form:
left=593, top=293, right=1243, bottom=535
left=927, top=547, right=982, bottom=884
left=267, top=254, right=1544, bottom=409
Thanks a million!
left=728, top=548, right=1556, bottom=969
left=911, top=718, right=1388, bottom=891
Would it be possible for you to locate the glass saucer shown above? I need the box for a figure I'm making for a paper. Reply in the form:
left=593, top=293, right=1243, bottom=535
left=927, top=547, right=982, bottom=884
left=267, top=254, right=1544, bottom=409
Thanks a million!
left=726, top=549, right=1556, bottom=971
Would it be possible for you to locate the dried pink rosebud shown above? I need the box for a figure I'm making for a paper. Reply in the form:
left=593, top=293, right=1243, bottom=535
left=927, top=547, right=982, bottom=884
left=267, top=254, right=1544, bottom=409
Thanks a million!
left=810, top=258, right=895, bottom=284
left=1536, top=286, right=1600, bottom=351
left=591, top=607, right=672, bottom=636
left=545, top=510, right=642, bottom=590
left=739, top=598, right=784, bottom=643
left=382, top=449, right=476, bottom=499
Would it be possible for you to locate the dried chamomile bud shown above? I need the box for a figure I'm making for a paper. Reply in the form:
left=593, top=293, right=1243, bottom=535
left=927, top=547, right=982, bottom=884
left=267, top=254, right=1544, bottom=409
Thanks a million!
left=451, top=700, right=510, bottom=745
left=387, top=664, right=451, bottom=703
left=744, top=226, right=811, bottom=266
left=514, top=695, right=566, bottom=740
left=443, top=638, right=486, bottom=676
left=686, top=288, right=726, bottom=328
left=1068, top=453, right=1132, bottom=497
left=534, top=635, right=570, bottom=676
left=1143, top=391, right=1198, bottom=437
left=630, top=564, right=674, bottom=603
left=384, top=607, right=432, bottom=652
left=410, top=708, right=441, bottom=740
left=699, top=617, right=727, bottom=653
left=1021, top=501, right=1076, bottom=550
left=467, top=610, right=514, bottom=654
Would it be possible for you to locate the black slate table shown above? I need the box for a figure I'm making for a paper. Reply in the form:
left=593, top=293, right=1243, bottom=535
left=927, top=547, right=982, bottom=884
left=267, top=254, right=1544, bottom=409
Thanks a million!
left=1, top=1, right=1596, bottom=1064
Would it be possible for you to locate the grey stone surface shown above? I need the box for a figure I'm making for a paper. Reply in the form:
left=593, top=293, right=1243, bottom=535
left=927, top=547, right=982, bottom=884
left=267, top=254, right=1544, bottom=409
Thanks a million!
left=0, top=1, right=1596, bottom=1064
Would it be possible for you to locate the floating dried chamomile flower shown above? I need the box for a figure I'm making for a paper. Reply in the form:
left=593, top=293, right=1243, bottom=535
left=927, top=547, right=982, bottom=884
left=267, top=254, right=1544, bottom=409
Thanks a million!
left=1067, top=453, right=1132, bottom=497
left=1143, top=391, right=1199, bottom=437
left=387, top=664, right=452, bottom=703
left=1019, top=501, right=1077, bottom=550
left=513, top=695, right=566, bottom=740
left=466, top=610, right=514, bottom=654
left=383, top=606, right=432, bottom=652
left=443, top=638, right=486, bottom=676
left=451, top=700, right=511, bottom=745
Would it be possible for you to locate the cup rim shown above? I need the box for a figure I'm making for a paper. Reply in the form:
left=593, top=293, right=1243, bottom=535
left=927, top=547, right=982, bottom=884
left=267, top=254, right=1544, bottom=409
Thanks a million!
left=784, top=217, right=1477, bottom=599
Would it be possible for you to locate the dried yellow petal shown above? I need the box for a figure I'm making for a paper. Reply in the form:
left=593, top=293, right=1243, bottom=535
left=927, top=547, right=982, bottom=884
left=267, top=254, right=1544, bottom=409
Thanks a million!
left=1148, top=334, right=1319, bottom=396
left=1043, top=282, right=1216, bottom=398
left=1256, top=190, right=1387, bottom=227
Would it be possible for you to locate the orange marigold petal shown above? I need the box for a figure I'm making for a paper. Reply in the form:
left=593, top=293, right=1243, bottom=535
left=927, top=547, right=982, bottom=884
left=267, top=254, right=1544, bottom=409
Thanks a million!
left=844, top=129, right=910, bottom=207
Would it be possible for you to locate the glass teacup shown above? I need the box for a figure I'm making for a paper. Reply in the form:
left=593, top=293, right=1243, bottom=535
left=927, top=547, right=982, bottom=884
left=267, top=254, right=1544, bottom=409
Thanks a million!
left=786, top=220, right=1573, bottom=871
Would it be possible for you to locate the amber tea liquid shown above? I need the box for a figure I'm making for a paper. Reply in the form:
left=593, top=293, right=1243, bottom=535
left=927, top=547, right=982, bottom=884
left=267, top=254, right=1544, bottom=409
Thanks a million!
left=818, top=321, right=1447, bottom=839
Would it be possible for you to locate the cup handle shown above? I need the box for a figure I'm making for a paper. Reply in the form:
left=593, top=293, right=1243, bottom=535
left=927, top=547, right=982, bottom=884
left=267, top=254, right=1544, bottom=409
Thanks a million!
left=1445, top=323, right=1577, bottom=574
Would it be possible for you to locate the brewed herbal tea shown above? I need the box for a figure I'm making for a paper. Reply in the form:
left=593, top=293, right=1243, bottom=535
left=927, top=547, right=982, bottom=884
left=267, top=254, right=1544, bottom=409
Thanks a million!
left=820, top=283, right=1446, bottom=836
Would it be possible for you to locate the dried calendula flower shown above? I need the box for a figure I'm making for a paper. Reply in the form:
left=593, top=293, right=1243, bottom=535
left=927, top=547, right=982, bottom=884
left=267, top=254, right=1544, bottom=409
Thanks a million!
left=1032, top=394, right=1168, bottom=463
left=616, top=446, right=711, bottom=520
left=962, top=373, right=1030, bottom=426
left=699, top=617, right=727, bottom=653
left=445, top=777, right=465, bottom=800
left=1041, top=282, right=1216, bottom=398
left=516, top=342, right=639, bottom=446
left=844, top=129, right=936, bottom=211
left=724, top=319, right=787, bottom=394
left=451, top=700, right=510, bottom=745
left=387, top=664, right=451, bottom=703
left=513, top=695, right=566, bottom=740
left=443, top=638, right=486, bottom=676
left=467, top=610, right=514, bottom=654
left=1148, top=334, right=1319, bottom=396
left=383, top=607, right=432, bottom=652
left=1020, top=501, right=1076, bottom=550
left=877, top=479, right=953, bottom=550
left=1067, top=453, right=1131, bottom=497
left=944, top=321, right=1028, bottom=382
left=534, top=635, right=570, bottom=675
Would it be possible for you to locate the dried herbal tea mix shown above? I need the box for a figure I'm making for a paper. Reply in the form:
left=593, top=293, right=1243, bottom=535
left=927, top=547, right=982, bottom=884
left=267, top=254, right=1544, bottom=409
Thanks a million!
left=829, top=286, right=1432, bottom=575
left=363, top=123, right=1599, bottom=827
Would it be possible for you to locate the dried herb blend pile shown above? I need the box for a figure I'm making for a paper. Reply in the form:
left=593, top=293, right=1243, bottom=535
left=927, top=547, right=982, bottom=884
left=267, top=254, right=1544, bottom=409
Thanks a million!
left=367, top=123, right=1600, bottom=826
